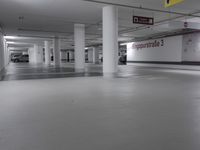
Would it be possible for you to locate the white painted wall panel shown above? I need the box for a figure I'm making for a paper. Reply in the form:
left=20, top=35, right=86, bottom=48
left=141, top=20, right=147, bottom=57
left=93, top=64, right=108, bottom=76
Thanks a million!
left=182, top=33, right=200, bottom=62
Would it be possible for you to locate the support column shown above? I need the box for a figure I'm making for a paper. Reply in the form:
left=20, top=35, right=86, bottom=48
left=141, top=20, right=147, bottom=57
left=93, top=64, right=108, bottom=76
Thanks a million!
left=53, top=38, right=61, bottom=67
left=44, top=41, right=51, bottom=65
left=28, top=47, right=34, bottom=63
left=69, top=51, right=74, bottom=62
left=93, top=47, right=99, bottom=64
left=74, top=24, right=85, bottom=72
left=61, top=51, right=67, bottom=62
left=0, top=34, right=5, bottom=80
left=4, top=41, right=8, bottom=66
left=103, top=5, right=118, bottom=75
left=33, top=44, right=43, bottom=64
left=88, top=48, right=93, bottom=63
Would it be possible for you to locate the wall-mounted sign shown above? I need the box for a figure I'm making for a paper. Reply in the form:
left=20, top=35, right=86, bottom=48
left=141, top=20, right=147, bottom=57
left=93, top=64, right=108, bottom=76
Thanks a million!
left=165, top=0, right=184, bottom=8
left=133, top=16, right=154, bottom=25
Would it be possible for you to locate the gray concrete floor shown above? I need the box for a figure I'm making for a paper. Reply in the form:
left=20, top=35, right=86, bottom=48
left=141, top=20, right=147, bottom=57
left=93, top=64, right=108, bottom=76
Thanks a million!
left=0, top=63, right=200, bottom=150
left=2, top=63, right=103, bottom=81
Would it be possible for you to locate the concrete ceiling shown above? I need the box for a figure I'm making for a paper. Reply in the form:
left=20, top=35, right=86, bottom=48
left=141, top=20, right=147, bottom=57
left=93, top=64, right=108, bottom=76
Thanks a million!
left=0, top=0, right=200, bottom=50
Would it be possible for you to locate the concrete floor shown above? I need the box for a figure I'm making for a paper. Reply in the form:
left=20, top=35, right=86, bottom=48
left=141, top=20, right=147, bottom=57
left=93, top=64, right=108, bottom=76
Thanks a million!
left=2, top=63, right=103, bottom=81
left=0, top=63, right=200, bottom=150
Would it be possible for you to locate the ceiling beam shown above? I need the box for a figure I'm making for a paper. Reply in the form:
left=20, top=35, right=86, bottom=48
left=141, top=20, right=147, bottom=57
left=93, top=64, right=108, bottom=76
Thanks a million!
left=84, top=0, right=200, bottom=17
left=119, top=10, right=200, bottom=34
left=18, top=28, right=101, bottom=36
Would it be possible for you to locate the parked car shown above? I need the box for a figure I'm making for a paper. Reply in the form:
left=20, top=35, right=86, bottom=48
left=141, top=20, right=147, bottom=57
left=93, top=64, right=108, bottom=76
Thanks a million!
left=11, top=54, right=21, bottom=62
left=118, top=55, right=127, bottom=65
left=12, top=54, right=29, bottom=62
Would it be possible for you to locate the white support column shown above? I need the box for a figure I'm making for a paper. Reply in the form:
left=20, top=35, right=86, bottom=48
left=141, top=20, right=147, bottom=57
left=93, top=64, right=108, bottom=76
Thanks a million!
left=103, top=5, right=118, bottom=75
left=61, top=51, right=67, bottom=62
left=53, top=38, right=61, bottom=67
left=44, top=41, right=51, bottom=65
left=69, top=51, right=74, bottom=62
left=74, top=24, right=85, bottom=72
left=0, top=33, right=5, bottom=79
left=88, top=48, right=93, bottom=63
left=33, top=44, right=38, bottom=64
left=8, top=49, right=11, bottom=64
left=28, top=47, right=34, bottom=63
left=4, top=41, right=7, bottom=66
left=3, top=40, right=9, bottom=66
left=93, top=47, right=99, bottom=64
left=33, top=44, right=43, bottom=64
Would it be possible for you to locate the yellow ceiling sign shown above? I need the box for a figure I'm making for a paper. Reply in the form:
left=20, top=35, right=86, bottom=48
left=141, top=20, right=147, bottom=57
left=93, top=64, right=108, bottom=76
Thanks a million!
left=165, top=0, right=184, bottom=8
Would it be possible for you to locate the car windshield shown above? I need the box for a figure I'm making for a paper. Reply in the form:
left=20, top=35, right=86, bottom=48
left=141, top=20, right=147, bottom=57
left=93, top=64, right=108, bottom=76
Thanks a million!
left=13, top=55, right=21, bottom=58
left=22, top=55, right=29, bottom=57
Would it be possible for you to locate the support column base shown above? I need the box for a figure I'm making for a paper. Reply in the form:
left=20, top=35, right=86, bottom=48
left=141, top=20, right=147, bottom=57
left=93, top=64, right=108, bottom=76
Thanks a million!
left=75, top=68, right=85, bottom=73
left=103, top=72, right=117, bottom=78
left=0, top=68, right=6, bottom=81
left=45, top=62, right=51, bottom=66
left=54, top=65, right=61, bottom=68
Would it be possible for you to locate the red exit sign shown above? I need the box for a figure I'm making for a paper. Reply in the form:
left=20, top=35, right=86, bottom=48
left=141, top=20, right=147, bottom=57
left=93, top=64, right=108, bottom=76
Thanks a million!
left=133, top=16, right=154, bottom=25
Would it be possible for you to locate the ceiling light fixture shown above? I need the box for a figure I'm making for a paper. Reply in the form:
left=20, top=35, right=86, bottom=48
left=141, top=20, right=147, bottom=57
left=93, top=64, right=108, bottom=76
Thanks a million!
left=4, top=36, right=18, bottom=39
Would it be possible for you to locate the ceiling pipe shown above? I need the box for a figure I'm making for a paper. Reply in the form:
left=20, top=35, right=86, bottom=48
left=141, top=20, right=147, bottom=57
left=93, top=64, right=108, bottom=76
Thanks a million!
left=18, top=28, right=101, bottom=36
left=84, top=0, right=200, bottom=17
left=17, top=35, right=64, bottom=39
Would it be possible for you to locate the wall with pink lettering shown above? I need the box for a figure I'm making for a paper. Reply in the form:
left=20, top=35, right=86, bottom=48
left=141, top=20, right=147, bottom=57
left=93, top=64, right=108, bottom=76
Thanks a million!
left=127, top=35, right=183, bottom=62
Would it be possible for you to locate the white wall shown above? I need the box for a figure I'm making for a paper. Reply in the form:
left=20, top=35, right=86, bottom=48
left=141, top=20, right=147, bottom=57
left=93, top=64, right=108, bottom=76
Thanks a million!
left=182, top=33, right=200, bottom=62
left=127, top=36, right=183, bottom=62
